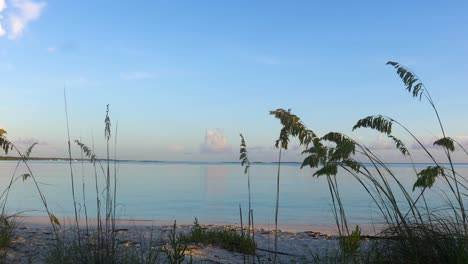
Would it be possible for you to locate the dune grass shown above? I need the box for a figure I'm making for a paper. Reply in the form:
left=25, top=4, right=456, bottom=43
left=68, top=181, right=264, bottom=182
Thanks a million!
left=181, top=218, right=256, bottom=255
left=270, top=61, right=468, bottom=263
left=0, top=214, right=16, bottom=261
left=163, top=221, right=189, bottom=264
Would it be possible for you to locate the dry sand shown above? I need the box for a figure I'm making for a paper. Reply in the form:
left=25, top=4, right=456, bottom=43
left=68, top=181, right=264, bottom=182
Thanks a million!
left=3, top=217, right=383, bottom=263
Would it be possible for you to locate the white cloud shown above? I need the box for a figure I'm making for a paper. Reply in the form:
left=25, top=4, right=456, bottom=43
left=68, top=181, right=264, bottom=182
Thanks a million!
left=368, top=134, right=395, bottom=150
left=0, top=0, right=5, bottom=36
left=0, top=0, right=6, bottom=12
left=9, top=15, right=23, bottom=37
left=120, top=71, right=158, bottom=80
left=0, top=23, right=5, bottom=36
left=0, top=0, right=47, bottom=39
left=200, top=129, right=232, bottom=153
left=47, top=46, right=56, bottom=53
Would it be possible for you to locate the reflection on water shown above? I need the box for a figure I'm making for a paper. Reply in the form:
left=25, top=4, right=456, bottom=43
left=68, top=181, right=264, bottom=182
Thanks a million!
left=204, top=166, right=227, bottom=196
left=0, top=161, right=467, bottom=229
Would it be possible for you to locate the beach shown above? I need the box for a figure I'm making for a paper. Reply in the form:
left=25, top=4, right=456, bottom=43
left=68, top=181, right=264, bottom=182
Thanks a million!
left=4, top=217, right=381, bottom=263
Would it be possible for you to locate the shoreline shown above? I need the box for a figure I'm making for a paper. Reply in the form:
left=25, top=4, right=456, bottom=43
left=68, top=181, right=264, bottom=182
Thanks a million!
left=15, top=215, right=384, bottom=235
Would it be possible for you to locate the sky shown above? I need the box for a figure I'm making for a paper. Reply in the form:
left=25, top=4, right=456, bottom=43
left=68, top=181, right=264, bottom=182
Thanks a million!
left=0, top=0, right=468, bottom=162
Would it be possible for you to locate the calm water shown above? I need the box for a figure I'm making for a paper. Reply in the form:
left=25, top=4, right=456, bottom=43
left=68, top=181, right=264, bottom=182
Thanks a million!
left=1, top=161, right=467, bottom=227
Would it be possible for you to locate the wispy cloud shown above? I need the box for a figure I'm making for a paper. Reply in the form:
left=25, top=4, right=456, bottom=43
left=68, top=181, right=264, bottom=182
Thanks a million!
left=6, top=62, right=14, bottom=70
left=13, top=137, right=47, bottom=146
left=63, top=75, right=100, bottom=88
left=0, top=62, right=14, bottom=70
left=0, top=0, right=46, bottom=39
left=200, top=129, right=232, bottom=154
left=255, top=55, right=281, bottom=65
left=46, top=40, right=80, bottom=54
left=167, top=144, right=186, bottom=152
left=0, top=24, right=6, bottom=36
left=120, top=71, right=158, bottom=80
left=0, top=0, right=6, bottom=36
left=366, top=134, right=468, bottom=156
left=409, top=135, right=468, bottom=151
left=247, top=145, right=269, bottom=152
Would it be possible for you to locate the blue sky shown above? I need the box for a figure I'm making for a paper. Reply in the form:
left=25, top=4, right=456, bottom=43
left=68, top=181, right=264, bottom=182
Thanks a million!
left=1, top=0, right=468, bottom=162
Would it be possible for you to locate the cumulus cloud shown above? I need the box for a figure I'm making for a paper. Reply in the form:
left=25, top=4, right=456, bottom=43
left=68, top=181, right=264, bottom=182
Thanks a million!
left=200, top=129, right=232, bottom=153
left=368, top=134, right=438, bottom=152
left=120, top=71, right=158, bottom=80
left=368, top=134, right=395, bottom=150
left=0, top=0, right=46, bottom=39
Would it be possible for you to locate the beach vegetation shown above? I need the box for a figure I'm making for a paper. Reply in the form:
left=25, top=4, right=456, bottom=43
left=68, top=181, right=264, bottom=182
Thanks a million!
left=339, top=225, right=362, bottom=263
left=269, top=107, right=316, bottom=263
left=181, top=218, right=256, bottom=255
left=239, top=134, right=256, bottom=247
left=163, top=221, right=188, bottom=264
left=271, top=61, right=468, bottom=263
left=0, top=128, right=63, bottom=261
left=44, top=104, right=167, bottom=263
left=0, top=214, right=16, bottom=261
left=45, top=103, right=122, bottom=263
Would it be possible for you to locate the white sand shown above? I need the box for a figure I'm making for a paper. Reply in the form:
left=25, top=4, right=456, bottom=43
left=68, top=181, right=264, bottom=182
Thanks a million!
left=4, top=217, right=382, bottom=263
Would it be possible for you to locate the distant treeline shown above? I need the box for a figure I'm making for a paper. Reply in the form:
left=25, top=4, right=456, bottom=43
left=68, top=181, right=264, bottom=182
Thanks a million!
left=0, top=156, right=111, bottom=162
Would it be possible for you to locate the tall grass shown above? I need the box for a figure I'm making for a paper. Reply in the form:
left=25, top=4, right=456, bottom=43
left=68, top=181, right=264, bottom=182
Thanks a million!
left=53, top=104, right=121, bottom=263
left=64, top=89, right=81, bottom=246
left=0, top=129, right=63, bottom=260
left=271, top=61, right=468, bottom=263
left=240, top=134, right=258, bottom=263
left=0, top=214, right=16, bottom=261
left=2, top=135, right=62, bottom=232
left=269, top=108, right=315, bottom=263
left=239, top=134, right=254, bottom=245
left=48, top=104, right=168, bottom=263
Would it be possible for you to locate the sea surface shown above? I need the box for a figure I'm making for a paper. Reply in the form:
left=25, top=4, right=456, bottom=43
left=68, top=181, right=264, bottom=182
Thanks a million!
left=1, top=161, right=467, bottom=228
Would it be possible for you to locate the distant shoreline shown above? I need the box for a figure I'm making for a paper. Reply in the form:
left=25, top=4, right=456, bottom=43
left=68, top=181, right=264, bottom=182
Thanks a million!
left=1, top=157, right=468, bottom=166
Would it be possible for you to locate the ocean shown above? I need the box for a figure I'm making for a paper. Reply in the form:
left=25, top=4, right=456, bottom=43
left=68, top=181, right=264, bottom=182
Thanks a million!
left=1, top=161, right=466, bottom=229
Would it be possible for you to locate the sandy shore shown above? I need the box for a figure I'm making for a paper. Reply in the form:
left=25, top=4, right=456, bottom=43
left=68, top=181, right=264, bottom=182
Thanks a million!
left=4, top=217, right=383, bottom=263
